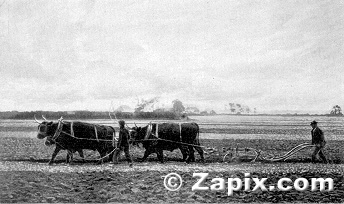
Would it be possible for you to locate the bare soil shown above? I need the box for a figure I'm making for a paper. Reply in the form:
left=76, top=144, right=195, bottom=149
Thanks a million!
left=1, top=137, right=344, bottom=203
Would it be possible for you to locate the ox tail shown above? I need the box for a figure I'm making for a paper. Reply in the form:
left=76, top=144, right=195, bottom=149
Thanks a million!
left=194, top=123, right=201, bottom=146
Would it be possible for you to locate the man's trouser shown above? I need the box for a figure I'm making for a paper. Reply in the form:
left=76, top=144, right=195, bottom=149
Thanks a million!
left=312, top=145, right=328, bottom=163
left=113, top=146, right=132, bottom=164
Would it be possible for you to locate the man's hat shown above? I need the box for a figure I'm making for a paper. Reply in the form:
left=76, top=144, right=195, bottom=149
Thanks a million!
left=118, top=120, right=125, bottom=126
left=310, top=120, right=318, bottom=125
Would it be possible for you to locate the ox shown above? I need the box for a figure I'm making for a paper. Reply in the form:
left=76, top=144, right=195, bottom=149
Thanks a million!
left=44, top=136, right=85, bottom=164
left=130, top=122, right=204, bottom=163
left=35, top=116, right=116, bottom=165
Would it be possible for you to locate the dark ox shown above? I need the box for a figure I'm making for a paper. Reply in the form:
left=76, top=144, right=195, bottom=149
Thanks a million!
left=45, top=137, right=85, bottom=164
left=36, top=117, right=116, bottom=165
left=130, top=122, right=204, bottom=163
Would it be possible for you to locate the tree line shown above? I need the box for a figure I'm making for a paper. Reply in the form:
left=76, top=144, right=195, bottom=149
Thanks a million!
left=0, top=104, right=342, bottom=119
left=0, top=111, right=181, bottom=120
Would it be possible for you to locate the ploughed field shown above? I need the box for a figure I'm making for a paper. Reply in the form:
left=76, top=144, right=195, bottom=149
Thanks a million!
left=0, top=115, right=344, bottom=202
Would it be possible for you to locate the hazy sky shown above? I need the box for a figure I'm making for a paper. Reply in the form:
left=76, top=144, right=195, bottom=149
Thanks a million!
left=0, top=0, right=343, bottom=113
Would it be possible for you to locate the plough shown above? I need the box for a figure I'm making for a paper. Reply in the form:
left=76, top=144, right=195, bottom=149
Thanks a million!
left=222, top=143, right=315, bottom=163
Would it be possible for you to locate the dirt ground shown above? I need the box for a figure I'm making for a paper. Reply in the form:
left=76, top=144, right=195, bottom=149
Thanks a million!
left=0, top=162, right=343, bottom=203
left=1, top=137, right=344, bottom=203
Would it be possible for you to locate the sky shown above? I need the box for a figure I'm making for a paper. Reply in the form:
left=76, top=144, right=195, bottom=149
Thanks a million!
left=0, top=0, right=343, bottom=114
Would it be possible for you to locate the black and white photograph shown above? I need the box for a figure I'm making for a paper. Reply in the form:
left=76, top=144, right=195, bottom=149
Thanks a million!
left=0, top=0, right=343, bottom=203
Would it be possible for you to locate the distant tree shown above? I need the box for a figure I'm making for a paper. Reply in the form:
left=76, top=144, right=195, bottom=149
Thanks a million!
left=330, top=105, right=343, bottom=115
left=172, top=99, right=185, bottom=114
left=209, top=110, right=217, bottom=115
left=200, top=111, right=208, bottom=115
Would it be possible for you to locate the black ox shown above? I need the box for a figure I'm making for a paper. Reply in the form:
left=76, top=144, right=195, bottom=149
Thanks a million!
left=45, top=137, right=85, bottom=164
left=130, top=122, right=204, bottom=163
left=35, top=116, right=116, bottom=164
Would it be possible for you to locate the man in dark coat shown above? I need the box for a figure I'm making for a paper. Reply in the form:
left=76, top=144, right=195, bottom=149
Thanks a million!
left=310, top=120, right=328, bottom=163
left=113, top=120, right=133, bottom=167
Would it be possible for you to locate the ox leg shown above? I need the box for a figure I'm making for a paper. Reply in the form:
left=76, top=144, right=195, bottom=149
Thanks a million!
left=187, top=146, right=195, bottom=163
left=49, top=146, right=61, bottom=165
left=179, top=146, right=188, bottom=162
left=66, top=152, right=70, bottom=163
left=66, top=150, right=74, bottom=164
left=77, top=150, right=85, bottom=163
left=194, top=146, right=205, bottom=163
left=157, top=148, right=164, bottom=163
left=140, top=149, right=153, bottom=162
left=113, top=148, right=121, bottom=164
left=107, top=150, right=115, bottom=163
left=97, top=151, right=106, bottom=164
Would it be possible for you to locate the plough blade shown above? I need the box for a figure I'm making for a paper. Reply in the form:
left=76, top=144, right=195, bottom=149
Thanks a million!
left=222, top=143, right=315, bottom=163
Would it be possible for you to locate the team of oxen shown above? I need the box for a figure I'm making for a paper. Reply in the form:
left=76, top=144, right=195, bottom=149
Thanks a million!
left=34, top=116, right=204, bottom=164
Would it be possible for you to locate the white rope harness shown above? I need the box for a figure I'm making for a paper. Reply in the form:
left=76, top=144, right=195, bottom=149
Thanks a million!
left=112, top=132, right=116, bottom=148
left=94, top=125, right=99, bottom=142
left=155, top=123, right=159, bottom=138
left=60, top=130, right=117, bottom=142
left=53, top=138, right=118, bottom=162
left=145, top=123, right=152, bottom=140
left=52, top=120, right=64, bottom=141
left=179, top=123, right=182, bottom=142
left=70, top=122, right=74, bottom=137
left=50, top=121, right=118, bottom=162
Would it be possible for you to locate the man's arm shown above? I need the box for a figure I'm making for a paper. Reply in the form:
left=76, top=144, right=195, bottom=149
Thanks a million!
left=117, top=130, right=123, bottom=145
left=314, top=128, right=324, bottom=146
left=319, top=129, right=325, bottom=146
left=123, top=129, right=130, bottom=145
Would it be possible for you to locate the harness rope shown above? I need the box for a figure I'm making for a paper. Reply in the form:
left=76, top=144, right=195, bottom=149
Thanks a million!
left=56, top=131, right=117, bottom=142
left=70, top=122, right=74, bottom=137
left=58, top=128, right=205, bottom=148
left=179, top=123, right=182, bottom=142
left=112, top=132, right=116, bottom=148
left=94, top=125, right=99, bottom=142
left=56, top=123, right=204, bottom=148
left=132, top=137, right=207, bottom=148
left=52, top=138, right=118, bottom=162
left=46, top=121, right=314, bottom=163
left=156, top=123, right=159, bottom=138
left=48, top=121, right=118, bottom=162
left=52, top=119, right=64, bottom=141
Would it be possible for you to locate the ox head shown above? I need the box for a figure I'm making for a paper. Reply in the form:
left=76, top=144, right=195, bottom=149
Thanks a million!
left=34, top=115, right=58, bottom=139
left=129, top=123, right=146, bottom=145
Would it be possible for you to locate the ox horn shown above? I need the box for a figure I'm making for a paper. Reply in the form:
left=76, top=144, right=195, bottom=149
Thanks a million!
left=134, top=122, right=138, bottom=128
left=42, top=115, right=47, bottom=121
left=34, top=115, right=42, bottom=124
left=126, top=124, right=132, bottom=130
left=109, top=112, right=114, bottom=120
left=58, top=116, right=66, bottom=124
